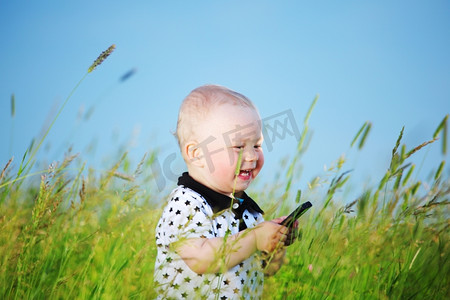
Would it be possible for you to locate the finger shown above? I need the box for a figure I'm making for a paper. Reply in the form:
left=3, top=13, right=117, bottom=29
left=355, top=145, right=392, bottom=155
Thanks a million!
left=279, top=226, right=289, bottom=235
left=280, top=232, right=287, bottom=242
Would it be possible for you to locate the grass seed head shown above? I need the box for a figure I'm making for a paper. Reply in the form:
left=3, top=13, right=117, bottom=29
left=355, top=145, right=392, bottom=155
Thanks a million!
left=88, top=44, right=116, bottom=73
left=11, top=93, right=15, bottom=117
left=1, top=157, right=14, bottom=182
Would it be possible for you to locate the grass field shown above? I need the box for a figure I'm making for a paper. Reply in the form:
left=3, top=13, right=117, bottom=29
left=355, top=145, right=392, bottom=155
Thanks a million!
left=2, top=117, right=448, bottom=299
left=1, top=48, right=448, bottom=299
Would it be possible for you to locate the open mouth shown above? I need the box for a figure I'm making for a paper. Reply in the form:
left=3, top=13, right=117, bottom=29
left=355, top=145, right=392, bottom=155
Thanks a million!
left=238, top=169, right=252, bottom=180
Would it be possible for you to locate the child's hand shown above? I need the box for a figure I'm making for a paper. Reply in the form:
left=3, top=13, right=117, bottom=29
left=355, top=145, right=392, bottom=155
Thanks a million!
left=253, top=221, right=288, bottom=253
left=262, top=247, right=286, bottom=276
left=275, top=216, right=299, bottom=246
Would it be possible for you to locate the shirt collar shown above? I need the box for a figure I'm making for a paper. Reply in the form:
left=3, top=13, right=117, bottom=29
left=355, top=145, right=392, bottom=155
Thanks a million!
left=177, top=172, right=264, bottom=218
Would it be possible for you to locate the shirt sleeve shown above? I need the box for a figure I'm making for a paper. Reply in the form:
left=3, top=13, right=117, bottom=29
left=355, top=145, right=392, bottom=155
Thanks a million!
left=156, top=188, right=215, bottom=247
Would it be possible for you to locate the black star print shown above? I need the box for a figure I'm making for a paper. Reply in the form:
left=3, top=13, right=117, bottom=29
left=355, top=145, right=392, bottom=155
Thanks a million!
left=220, top=296, right=227, bottom=300
left=223, top=279, right=230, bottom=285
left=185, top=200, right=191, bottom=206
left=241, top=279, right=245, bottom=284
left=174, top=197, right=179, bottom=201
left=169, top=207, right=173, bottom=212
left=166, top=257, right=173, bottom=263
left=181, top=292, right=188, bottom=298
left=235, top=270, right=240, bottom=276
left=163, top=273, right=169, bottom=279
left=176, top=210, right=181, bottom=215
left=216, top=223, right=222, bottom=229
left=187, top=214, right=193, bottom=221
left=231, top=221, right=237, bottom=227
left=194, top=206, right=200, bottom=212
left=244, top=215, right=249, bottom=219
left=169, top=221, right=174, bottom=226
left=196, top=221, right=203, bottom=226
left=175, top=267, right=183, bottom=273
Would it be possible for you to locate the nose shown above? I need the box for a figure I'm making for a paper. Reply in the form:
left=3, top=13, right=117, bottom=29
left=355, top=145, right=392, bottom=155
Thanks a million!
left=243, top=147, right=257, bottom=162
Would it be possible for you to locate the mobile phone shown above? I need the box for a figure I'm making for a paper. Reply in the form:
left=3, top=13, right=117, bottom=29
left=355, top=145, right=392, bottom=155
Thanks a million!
left=280, top=201, right=312, bottom=228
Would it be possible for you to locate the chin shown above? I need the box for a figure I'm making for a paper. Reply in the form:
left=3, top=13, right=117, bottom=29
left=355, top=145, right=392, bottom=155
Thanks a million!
left=236, top=181, right=252, bottom=191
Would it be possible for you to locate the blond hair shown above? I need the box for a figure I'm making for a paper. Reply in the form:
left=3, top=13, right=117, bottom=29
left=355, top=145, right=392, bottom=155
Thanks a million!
left=175, top=84, right=258, bottom=148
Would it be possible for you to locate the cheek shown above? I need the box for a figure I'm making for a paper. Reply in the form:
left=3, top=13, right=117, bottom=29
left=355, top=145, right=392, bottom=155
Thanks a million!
left=210, top=151, right=235, bottom=175
left=256, top=152, right=264, bottom=171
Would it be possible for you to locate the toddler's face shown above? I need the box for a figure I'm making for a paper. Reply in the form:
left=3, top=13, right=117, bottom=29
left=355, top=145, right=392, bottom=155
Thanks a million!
left=193, top=103, right=264, bottom=196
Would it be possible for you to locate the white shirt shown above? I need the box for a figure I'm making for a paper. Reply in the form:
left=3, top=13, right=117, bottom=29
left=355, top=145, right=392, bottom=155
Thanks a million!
left=154, top=173, right=265, bottom=299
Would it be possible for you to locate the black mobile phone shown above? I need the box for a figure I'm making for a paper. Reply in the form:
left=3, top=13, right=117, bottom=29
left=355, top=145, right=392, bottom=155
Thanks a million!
left=280, top=201, right=312, bottom=228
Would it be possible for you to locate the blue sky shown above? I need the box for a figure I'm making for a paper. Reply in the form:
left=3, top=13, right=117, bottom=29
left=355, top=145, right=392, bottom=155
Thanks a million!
left=0, top=1, right=449, bottom=198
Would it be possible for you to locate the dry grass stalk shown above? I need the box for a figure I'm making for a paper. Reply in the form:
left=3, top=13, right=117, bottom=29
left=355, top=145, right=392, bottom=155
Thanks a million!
left=405, top=137, right=438, bottom=159
left=1, top=157, right=13, bottom=182
left=79, top=177, right=86, bottom=205
left=113, top=172, right=135, bottom=182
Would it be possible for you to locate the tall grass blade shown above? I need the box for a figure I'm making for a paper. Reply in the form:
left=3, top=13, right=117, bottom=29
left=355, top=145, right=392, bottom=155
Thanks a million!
left=10, top=93, right=15, bottom=117
left=405, top=138, right=437, bottom=159
left=350, top=121, right=367, bottom=148
left=393, top=126, right=404, bottom=158
left=433, top=115, right=448, bottom=155
left=284, top=95, right=318, bottom=195
left=9, top=93, right=16, bottom=156
left=6, top=45, right=116, bottom=190
left=434, top=161, right=445, bottom=181
left=232, top=148, right=244, bottom=198
left=295, top=189, right=301, bottom=203
left=0, top=158, right=13, bottom=183
left=304, top=94, right=318, bottom=126
left=402, top=164, right=415, bottom=187
left=358, top=121, right=371, bottom=150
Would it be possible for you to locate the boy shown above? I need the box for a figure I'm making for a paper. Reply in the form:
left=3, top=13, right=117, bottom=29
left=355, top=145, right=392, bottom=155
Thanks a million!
left=154, top=85, right=291, bottom=299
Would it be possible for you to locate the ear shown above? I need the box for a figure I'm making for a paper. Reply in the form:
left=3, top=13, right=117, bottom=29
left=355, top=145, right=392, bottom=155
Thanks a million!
left=184, top=141, right=205, bottom=168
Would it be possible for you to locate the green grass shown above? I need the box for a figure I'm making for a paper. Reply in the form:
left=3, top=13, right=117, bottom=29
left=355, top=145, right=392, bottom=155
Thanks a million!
left=2, top=119, right=448, bottom=299
left=1, top=48, right=448, bottom=299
